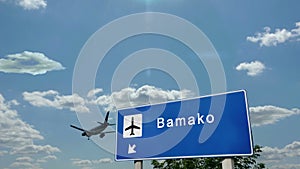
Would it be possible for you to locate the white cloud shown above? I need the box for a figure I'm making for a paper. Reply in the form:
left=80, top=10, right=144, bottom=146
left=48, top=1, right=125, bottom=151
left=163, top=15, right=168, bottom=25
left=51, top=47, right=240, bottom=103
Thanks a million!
left=23, top=90, right=90, bottom=113
left=87, top=88, right=103, bottom=98
left=36, top=155, right=57, bottom=163
left=0, top=150, right=8, bottom=156
left=0, top=0, right=46, bottom=10
left=17, top=0, right=47, bottom=10
left=71, top=159, right=92, bottom=167
left=260, top=141, right=300, bottom=168
left=56, top=94, right=89, bottom=113
left=247, top=22, right=300, bottom=47
left=10, top=161, right=41, bottom=169
left=10, top=144, right=60, bottom=155
left=236, top=61, right=266, bottom=76
left=91, top=85, right=194, bottom=112
left=250, top=105, right=300, bottom=127
left=0, top=94, right=43, bottom=148
left=21, top=88, right=300, bottom=129
left=23, top=90, right=59, bottom=107
left=10, top=155, right=57, bottom=168
left=23, top=85, right=194, bottom=113
left=92, top=158, right=113, bottom=164
left=71, top=158, right=113, bottom=168
left=0, top=51, right=65, bottom=75
left=15, top=156, right=34, bottom=162
left=0, top=93, right=60, bottom=168
left=270, top=164, right=300, bottom=169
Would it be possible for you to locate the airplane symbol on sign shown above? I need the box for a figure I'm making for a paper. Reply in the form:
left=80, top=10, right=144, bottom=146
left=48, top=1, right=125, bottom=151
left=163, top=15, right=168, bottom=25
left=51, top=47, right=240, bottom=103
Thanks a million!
left=125, top=117, right=140, bottom=136
left=123, top=114, right=142, bottom=138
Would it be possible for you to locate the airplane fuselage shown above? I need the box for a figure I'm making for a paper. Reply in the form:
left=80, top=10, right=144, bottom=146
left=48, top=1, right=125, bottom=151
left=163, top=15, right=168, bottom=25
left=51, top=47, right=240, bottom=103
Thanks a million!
left=85, top=123, right=108, bottom=137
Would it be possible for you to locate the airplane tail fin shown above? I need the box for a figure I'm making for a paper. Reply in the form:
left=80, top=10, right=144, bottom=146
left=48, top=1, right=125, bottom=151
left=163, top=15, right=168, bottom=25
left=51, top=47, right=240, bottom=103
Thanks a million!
left=104, top=111, right=110, bottom=123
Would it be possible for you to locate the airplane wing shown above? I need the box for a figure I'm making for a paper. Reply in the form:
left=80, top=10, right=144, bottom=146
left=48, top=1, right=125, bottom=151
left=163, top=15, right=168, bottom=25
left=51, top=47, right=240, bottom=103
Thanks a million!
left=97, top=122, right=115, bottom=125
left=70, top=125, right=85, bottom=132
left=102, top=131, right=115, bottom=134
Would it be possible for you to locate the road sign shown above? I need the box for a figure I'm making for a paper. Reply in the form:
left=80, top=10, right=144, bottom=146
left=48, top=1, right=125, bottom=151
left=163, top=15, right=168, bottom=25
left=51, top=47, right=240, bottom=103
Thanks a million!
left=115, top=90, right=253, bottom=161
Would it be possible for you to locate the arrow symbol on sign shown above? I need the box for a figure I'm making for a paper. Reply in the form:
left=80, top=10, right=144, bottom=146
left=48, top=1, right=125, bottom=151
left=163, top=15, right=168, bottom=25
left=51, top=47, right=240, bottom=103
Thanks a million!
left=128, top=144, right=136, bottom=154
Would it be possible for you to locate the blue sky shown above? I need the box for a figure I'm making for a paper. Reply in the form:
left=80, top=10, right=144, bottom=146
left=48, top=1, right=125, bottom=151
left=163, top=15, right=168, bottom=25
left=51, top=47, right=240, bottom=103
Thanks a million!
left=0, top=0, right=300, bottom=169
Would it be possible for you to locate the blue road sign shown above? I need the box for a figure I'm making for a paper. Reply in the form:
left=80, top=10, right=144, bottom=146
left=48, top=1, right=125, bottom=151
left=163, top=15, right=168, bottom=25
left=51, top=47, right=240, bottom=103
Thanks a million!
left=115, top=90, right=253, bottom=161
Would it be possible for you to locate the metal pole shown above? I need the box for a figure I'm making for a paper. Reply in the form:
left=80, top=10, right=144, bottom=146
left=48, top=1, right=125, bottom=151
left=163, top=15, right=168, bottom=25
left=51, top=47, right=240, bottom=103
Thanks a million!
left=134, top=160, right=143, bottom=169
left=222, top=158, right=234, bottom=169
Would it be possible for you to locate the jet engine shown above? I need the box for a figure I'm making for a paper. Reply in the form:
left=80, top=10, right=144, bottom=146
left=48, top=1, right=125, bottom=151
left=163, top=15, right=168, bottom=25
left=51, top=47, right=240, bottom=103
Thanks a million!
left=82, top=132, right=87, bottom=136
left=100, top=133, right=105, bottom=138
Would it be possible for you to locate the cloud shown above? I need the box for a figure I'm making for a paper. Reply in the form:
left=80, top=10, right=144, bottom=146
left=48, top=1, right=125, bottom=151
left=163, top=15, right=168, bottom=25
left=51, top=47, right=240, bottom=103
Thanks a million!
left=91, top=85, right=194, bottom=112
left=10, top=144, right=60, bottom=155
left=71, top=158, right=113, bottom=168
left=260, top=141, right=300, bottom=168
left=236, top=61, right=266, bottom=76
left=270, top=164, right=300, bottom=169
left=10, top=161, right=42, bottom=169
left=250, top=105, right=300, bottom=127
left=23, top=88, right=300, bottom=128
left=36, top=155, right=57, bottom=163
left=92, top=158, right=113, bottom=164
left=0, top=0, right=46, bottom=10
left=0, top=93, right=60, bottom=168
left=23, top=85, right=194, bottom=113
left=0, top=150, right=8, bottom=156
left=0, top=94, right=43, bottom=148
left=18, top=0, right=47, bottom=10
left=23, top=90, right=90, bottom=113
left=0, top=51, right=65, bottom=75
left=87, top=88, right=103, bottom=98
left=71, top=159, right=92, bottom=167
left=15, top=156, right=34, bottom=162
left=247, top=22, right=300, bottom=47
left=10, top=155, right=57, bottom=168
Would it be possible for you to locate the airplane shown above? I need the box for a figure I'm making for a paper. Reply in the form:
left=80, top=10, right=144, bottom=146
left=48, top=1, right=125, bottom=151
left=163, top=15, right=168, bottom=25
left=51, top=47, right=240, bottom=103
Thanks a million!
left=70, top=111, right=115, bottom=140
left=125, top=116, right=140, bottom=136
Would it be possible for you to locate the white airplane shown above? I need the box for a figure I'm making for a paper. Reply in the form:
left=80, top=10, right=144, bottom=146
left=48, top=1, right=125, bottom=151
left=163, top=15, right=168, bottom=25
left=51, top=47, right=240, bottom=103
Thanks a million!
left=70, top=111, right=115, bottom=140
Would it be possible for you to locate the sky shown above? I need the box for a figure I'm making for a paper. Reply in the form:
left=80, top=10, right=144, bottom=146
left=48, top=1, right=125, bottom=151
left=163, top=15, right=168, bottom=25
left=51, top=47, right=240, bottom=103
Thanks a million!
left=0, top=0, right=300, bottom=169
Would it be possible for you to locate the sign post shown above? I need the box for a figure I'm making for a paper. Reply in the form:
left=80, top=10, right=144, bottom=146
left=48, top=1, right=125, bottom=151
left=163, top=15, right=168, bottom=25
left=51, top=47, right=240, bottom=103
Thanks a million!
left=222, top=158, right=234, bottom=169
left=134, top=160, right=143, bottom=169
left=116, top=90, right=253, bottom=161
